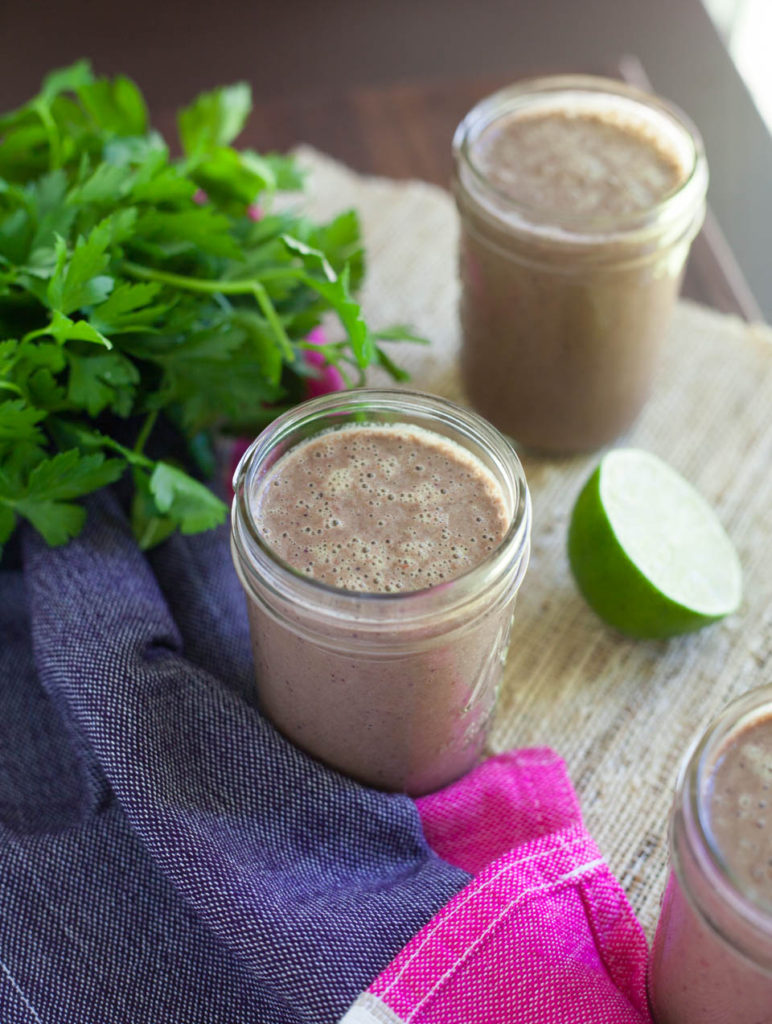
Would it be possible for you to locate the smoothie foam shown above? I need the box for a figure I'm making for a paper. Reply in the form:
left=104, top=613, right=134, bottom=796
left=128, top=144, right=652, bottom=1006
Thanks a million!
left=472, top=101, right=688, bottom=223
left=253, top=423, right=509, bottom=593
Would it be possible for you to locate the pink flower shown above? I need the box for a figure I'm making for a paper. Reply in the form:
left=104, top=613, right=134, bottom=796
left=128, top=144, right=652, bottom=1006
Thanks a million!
left=193, top=188, right=208, bottom=205
left=303, top=326, right=345, bottom=398
left=247, top=203, right=263, bottom=222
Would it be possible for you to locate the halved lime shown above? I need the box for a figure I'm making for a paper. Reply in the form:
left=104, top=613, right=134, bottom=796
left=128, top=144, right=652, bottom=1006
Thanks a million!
left=568, top=449, right=742, bottom=639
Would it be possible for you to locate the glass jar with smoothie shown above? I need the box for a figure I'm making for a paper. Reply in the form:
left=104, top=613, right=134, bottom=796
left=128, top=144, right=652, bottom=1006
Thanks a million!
left=453, top=75, right=709, bottom=453
left=230, top=389, right=531, bottom=796
left=648, top=686, right=772, bottom=1023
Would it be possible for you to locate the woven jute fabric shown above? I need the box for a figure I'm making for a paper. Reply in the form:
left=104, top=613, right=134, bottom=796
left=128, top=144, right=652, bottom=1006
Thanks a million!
left=294, top=145, right=772, bottom=937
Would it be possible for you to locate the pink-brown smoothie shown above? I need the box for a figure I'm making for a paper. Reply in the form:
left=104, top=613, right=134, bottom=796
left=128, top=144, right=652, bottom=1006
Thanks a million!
left=245, top=423, right=518, bottom=794
left=474, top=108, right=685, bottom=221
left=255, top=423, right=508, bottom=593
left=708, top=715, right=772, bottom=906
left=455, top=85, right=706, bottom=452
left=649, top=715, right=772, bottom=1023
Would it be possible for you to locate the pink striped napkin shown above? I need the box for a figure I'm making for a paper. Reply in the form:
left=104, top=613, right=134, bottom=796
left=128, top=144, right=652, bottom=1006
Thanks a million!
left=341, top=749, right=653, bottom=1024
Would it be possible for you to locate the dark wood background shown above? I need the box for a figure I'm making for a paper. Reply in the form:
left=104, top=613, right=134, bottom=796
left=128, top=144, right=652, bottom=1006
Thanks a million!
left=1, top=0, right=769, bottom=319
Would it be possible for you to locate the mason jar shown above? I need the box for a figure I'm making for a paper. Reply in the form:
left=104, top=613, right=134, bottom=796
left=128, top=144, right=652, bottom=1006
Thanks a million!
left=648, top=687, right=772, bottom=1023
left=453, top=75, right=709, bottom=454
left=230, top=389, right=531, bottom=796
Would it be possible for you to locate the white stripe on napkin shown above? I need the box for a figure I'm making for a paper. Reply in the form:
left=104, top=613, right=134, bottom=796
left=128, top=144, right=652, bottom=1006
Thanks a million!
left=339, top=992, right=407, bottom=1024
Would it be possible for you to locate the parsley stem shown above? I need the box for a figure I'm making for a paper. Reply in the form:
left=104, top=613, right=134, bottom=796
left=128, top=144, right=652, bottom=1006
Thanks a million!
left=33, top=100, right=61, bottom=170
left=124, top=262, right=251, bottom=294
left=124, top=261, right=309, bottom=299
left=134, top=409, right=158, bottom=456
left=124, top=262, right=294, bottom=361
left=124, top=262, right=295, bottom=299
left=250, top=281, right=294, bottom=362
left=104, top=437, right=152, bottom=469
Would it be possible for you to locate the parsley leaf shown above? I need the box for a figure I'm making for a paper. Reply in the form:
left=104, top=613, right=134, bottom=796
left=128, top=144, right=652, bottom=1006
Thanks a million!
left=67, top=350, right=139, bottom=416
left=39, top=60, right=94, bottom=104
left=149, top=461, right=227, bottom=534
left=46, top=225, right=114, bottom=314
left=0, top=400, right=47, bottom=450
left=0, top=62, right=423, bottom=553
left=178, top=83, right=252, bottom=156
left=39, top=310, right=111, bottom=347
left=2, top=448, right=124, bottom=547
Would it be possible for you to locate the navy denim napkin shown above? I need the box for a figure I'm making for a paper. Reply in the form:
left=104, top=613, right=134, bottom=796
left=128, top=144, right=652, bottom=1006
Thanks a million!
left=0, top=490, right=469, bottom=1023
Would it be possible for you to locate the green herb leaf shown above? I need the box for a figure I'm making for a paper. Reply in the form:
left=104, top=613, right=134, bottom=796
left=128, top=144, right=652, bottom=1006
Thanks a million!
left=77, top=75, right=148, bottom=136
left=0, top=400, right=47, bottom=448
left=282, top=234, right=373, bottom=367
left=6, top=447, right=124, bottom=546
left=178, top=83, right=252, bottom=157
left=24, top=447, right=124, bottom=501
left=67, top=350, right=139, bottom=416
left=372, top=325, right=430, bottom=345
left=134, top=207, right=241, bottom=259
left=373, top=345, right=411, bottom=382
left=0, top=208, right=32, bottom=265
left=14, top=498, right=86, bottom=546
left=131, top=468, right=179, bottom=550
left=39, top=309, right=112, bottom=348
left=39, top=60, right=94, bottom=104
left=27, top=366, right=66, bottom=408
left=89, top=281, right=164, bottom=332
left=47, top=220, right=115, bottom=314
left=69, top=162, right=134, bottom=205
left=0, top=64, right=418, bottom=554
left=149, top=461, right=227, bottom=534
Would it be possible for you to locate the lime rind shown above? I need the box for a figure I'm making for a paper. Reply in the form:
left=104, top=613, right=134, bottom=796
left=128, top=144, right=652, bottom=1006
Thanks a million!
left=568, top=449, right=743, bottom=639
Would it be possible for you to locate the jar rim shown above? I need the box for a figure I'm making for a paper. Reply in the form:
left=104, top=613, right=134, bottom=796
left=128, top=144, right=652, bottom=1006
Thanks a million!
left=453, top=74, right=709, bottom=241
left=231, top=388, right=531, bottom=631
left=676, top=685, right=772, bottom=938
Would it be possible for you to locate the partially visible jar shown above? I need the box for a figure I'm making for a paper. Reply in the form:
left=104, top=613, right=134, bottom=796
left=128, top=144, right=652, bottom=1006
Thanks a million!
left=648, top=687, right=772, bottom=1024
left=231, top=389, right=531, bottom=796
left=453, top=75, right=709, bottom=454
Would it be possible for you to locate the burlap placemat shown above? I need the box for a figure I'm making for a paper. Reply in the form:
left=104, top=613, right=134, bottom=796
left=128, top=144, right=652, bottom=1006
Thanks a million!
left=293, top=146, right=772, bottom=937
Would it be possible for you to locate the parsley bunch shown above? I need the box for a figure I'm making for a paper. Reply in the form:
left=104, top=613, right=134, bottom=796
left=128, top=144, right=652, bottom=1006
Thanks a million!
left=0, top=61, right=414, bottom=554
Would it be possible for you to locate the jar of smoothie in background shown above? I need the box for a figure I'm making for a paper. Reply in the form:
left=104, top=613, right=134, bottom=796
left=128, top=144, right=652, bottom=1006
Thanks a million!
left=231, top=389, right=531, bottom=796
left=453, top=75, right=709, bottom=453
left=648, top=686, right=772, bottom=1024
